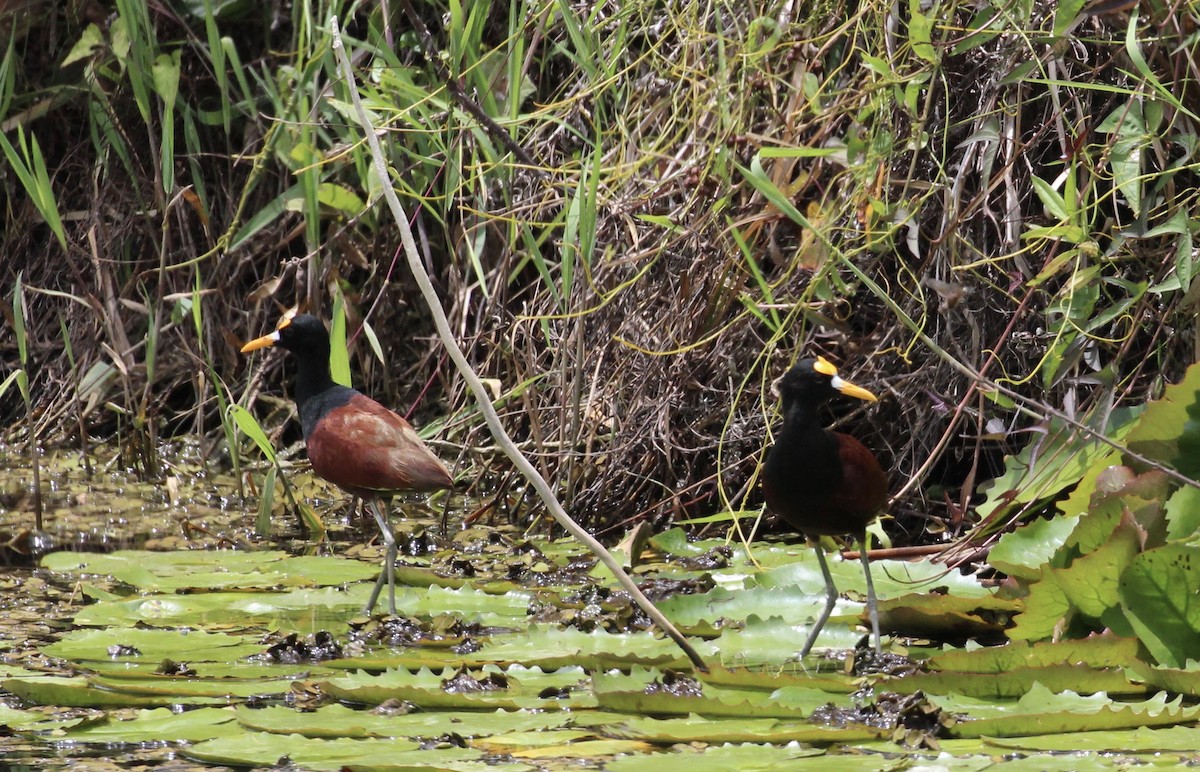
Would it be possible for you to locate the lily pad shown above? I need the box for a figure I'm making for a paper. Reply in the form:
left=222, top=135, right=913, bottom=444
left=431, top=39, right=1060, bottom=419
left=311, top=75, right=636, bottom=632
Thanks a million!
left=41, top=628, right=266, bottom=663
left=333, top=625, right=716, bottom=671
left=592, top=667, right=855, bottom=719
left=605, top=741, right=846, bottom=771
left=183, top=733, right=484, bottom=769
left=2, top=676, right=230, bottom=708
left=72, top=583, right=531, bottom=631
left=235, top=703, right=584, bottom=738
left=606, top=713, right=883, bottom=744
left=42, top=550, right=378, bottom=592
left=54, top=707, right=240, bottom=741
left=932, top=683, right=1200, bottom=738
left=699, top=663, right=858, bottom=694
left=318, top=664, right=595, bottom=710
left=710, top=615, right=861, bottom=665
left=927, top=635, right=1141, bottom=672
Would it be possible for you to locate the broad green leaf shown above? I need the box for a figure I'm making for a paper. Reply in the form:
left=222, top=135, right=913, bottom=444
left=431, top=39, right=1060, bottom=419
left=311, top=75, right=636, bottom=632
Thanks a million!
left=699, top=663, right=858, bottom=694
left=1008, top=568, right=1070, bottom=642
left=1164, top=485, right=1200, bottom=541
left=933, top=683, right=1200, bottom=738
left=3, top=676, right=228, bottom=708
left=989, top=724, right=1200, bottom=752
left=877, top=593, right=1020, bottom=642
left=1120, top=545, right=1200, bottom=668
left=928, top=635, right=1140, bottom=672
left=1125, top=360, right=1200, bottom=477
left=89, top=673, right=300, bottom=700
left=235, top=703, right=578, bottom=738
left=62, top=23, right=104, bottom=67
left=185, top=734, right=472, bottom=769
left=1052, top=0, right=1086, bottom=36
left=710, top=615, right=862, bottom=666
left=57, top=707, right=240, bottom=742
left=41, top=628, right=266, bottom=663
left=609, top=713, right=878, bottom=744
left=42, top=550, right=380, bottom=592
left=990, top=514, right=1080, bottom=579
left=1129, top=661, right=1200, bottom=696
left=316, top=182, right=365, bottom=217
left=886, top=665, right=1143, bottom=699
left=907, top=0, right=938, bottom=62
left=1031, top=175, right=1070, bottom=222
left=593, top=667, right=846, bottom=719
left=1057, top=516, right=1140, bottom=618
left=976, top=408, right=1139, bottom=521
left=319, top=665, right=593, bottom=711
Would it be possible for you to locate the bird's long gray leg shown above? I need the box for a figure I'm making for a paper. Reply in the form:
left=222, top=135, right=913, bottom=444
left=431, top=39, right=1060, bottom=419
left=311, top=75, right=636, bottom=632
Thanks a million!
left=799, top=538, right=839, bottom=658
left=859, top=533, right=881, bottom=653
left=364, top=498, right=398, bottom=615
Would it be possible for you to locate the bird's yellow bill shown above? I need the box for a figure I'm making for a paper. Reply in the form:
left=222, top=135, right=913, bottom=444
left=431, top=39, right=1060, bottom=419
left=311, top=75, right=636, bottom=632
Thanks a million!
left=241, top=314, right=296, bottom=353
left=815, top=356, right=878, bottom=402
left=832, top=375, right=878, bottom=402
left=240, top=330, right=280, bottom=353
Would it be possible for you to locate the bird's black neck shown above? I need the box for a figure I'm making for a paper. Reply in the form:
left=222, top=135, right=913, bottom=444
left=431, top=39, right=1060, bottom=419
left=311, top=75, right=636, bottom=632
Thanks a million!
left=772, top=397, right=842, bottom=482
left=291, top=342, right=336, bottom=415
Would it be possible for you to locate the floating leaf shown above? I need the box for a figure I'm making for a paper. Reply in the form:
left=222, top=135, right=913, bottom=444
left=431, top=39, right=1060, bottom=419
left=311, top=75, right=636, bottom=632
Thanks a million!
left=606, top=713, right=879, bottom=744
left=877, top=593, right=1019, bottom=641
left=988, top=724, right=1200, bottom=752
left=699, top=663, right=857, bottom=694
left=56, top=707, right=239, bottom=742
left=235, top=703, right=580, bottom=739
left=605, top=742, right=833, bottom=770
left=1128, top=660, right=1200, bottom=696
left=43, top=550, right=378, bottom=593
left=3, top=676, right=230, bottom=708
left=593, top=667, right=850, bottom=719
left=41, top=628, right=266, bottom=663
left=184, top=734, right=478, bottom=769
left=928, top=635, right=1141, bottom=672
left=319, top=665, right=594, bottom=711
left=934, top=684, right=1200, bottom=738
left=886, top=666, right=1144, bottom=699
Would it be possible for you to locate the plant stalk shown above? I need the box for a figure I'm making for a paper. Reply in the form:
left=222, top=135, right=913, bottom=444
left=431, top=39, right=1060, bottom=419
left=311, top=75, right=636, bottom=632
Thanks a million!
left=329, top=18, right=708, bottom=672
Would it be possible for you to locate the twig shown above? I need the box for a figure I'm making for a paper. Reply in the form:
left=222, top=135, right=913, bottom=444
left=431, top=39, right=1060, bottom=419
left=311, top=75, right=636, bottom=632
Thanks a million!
left=838, top=257, right=1200, bottom=494
left=391, top=0, right=544, bottom=175
left=330, top=18, right=708, bottom=673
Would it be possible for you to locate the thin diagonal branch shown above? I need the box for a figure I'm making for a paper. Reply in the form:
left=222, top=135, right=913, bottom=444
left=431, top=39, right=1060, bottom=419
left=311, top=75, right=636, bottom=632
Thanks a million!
left=330, top=17, right=708, bottom=672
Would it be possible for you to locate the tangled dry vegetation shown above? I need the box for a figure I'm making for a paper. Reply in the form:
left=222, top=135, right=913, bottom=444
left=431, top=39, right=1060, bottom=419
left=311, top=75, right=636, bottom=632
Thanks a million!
left=1, top=1, right=1197, bottom=544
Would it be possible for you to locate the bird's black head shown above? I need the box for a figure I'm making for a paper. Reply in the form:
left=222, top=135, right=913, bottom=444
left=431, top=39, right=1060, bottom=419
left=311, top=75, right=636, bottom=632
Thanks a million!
left=775, top=357, right=877, bottom=410
left=241, top=313, right=330, bottom=358
left=241, top=313, right=338, bottom=411
left=273, top=314, right=330, bottom=355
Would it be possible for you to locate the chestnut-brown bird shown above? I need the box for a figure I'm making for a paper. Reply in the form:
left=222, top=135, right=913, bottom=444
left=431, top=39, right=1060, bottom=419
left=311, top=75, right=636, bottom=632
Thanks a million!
left=763, top=357, right=886, bottom=656
left=242, top=314, right=453, bottom=615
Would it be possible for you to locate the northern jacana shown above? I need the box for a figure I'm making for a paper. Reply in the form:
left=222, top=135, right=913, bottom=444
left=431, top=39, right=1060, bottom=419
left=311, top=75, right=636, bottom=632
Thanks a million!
left=763, top=356, right=886, bottom=656
left=241, top=314, right=453, bottom=615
